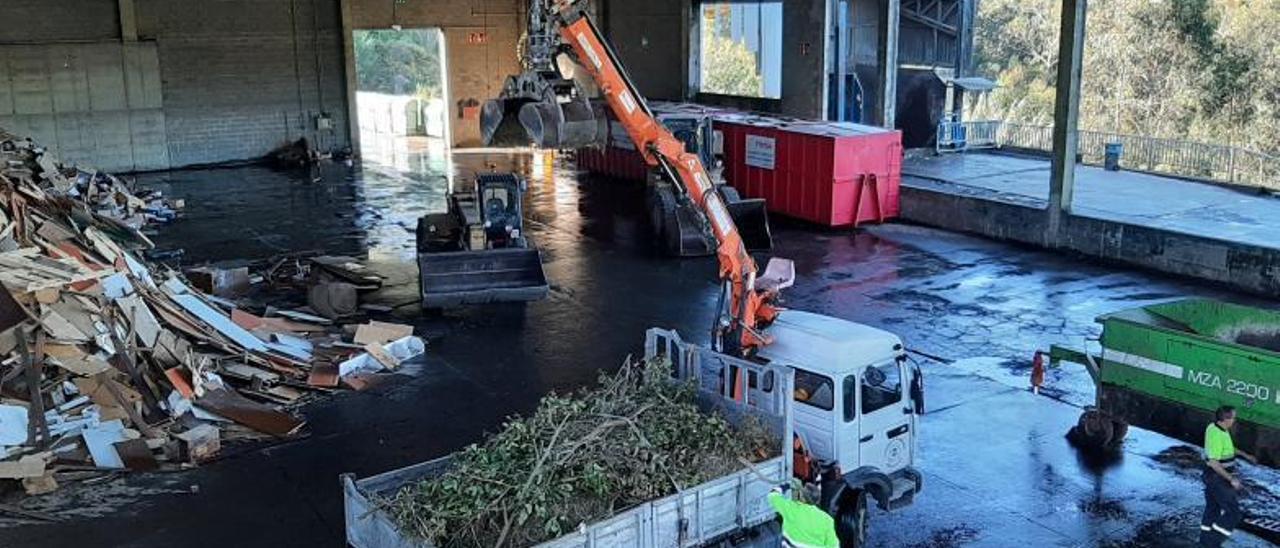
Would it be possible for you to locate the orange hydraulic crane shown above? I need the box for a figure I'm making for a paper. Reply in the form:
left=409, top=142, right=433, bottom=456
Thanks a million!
left=482, top=0, right=793, bottom=354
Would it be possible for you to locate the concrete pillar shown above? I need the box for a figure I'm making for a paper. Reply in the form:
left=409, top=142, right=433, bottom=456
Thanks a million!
left=118, top=0, right=138, bottom=42
left=1048, top=0, right=1086, bottom=239
left=958, top=0, right=975, bottom=76
left=781, top=0, right=830, bottom=119
left=877, top=0, right=899, bottom=128
left=339, top=0, right=361, bottom=156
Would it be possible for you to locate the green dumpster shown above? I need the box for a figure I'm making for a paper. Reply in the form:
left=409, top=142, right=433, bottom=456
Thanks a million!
left=1053, top=298, right=1279, bottom=466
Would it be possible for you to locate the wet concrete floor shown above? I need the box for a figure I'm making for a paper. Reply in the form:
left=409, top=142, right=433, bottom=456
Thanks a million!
left=1, top=142, right=1276, bottom=547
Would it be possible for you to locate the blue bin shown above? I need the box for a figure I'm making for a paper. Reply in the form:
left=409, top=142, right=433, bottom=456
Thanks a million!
left=1104, top=142, right=1123, bottom=171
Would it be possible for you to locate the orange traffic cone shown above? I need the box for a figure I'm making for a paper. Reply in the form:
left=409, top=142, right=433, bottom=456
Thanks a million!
left=1031, top=351, right=1046, bottom=395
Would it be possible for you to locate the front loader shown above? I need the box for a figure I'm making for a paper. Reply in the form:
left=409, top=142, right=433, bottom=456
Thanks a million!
left=415, top=173, right=549, bottom=308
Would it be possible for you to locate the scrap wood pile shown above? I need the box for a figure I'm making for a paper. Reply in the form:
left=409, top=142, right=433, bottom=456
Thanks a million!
left=0, top=129, right=180, bottom=238
left=385, top=361, right=779, bottom=548
left=0, top=129, right=423, bottom=497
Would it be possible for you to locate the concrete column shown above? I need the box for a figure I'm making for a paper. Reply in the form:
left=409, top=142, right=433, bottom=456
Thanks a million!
left=339, top=0, right=361, bottom=156
left=781, top=0, right=830, bottom=119
left=1048, top=0, right=1086, bottom=239
left=118, top=0, right=138, bottom=42
left=957, top=0, right=975, bottom=76
left=877, top=0, right=899, bottom=128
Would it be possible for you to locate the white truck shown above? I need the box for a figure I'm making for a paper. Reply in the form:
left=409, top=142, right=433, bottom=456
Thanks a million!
left=342, top=315, right=923, bottom=547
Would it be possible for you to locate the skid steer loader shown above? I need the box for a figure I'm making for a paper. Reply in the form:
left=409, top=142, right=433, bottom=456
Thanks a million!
left=415, top=173, right=549, bottom=308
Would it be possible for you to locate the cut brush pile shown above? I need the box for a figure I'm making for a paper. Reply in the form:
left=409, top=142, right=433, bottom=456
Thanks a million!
left=384, top=361, right=779, bottom=548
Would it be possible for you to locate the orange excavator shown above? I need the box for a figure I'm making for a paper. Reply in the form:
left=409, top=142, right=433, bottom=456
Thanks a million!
left=482, top=0, right=791, bottom=353
left=481, top=4, right=926, bottom=543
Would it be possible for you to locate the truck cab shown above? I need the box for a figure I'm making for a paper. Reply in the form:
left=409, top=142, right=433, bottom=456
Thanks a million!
left=758, top=311, right=924, bottom=544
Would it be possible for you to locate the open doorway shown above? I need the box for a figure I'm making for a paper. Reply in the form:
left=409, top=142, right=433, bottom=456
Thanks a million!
left=353, top=28, right=448, bottom=168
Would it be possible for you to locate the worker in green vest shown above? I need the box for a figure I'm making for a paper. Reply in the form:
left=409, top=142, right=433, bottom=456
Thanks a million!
left=1200, top=405, right=1258, bottom=547
left=768, top=484, right=840, bottom=548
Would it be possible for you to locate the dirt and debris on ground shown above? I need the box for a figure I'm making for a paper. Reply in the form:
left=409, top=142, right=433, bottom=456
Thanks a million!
left=0, top=129, right=422, bottom=501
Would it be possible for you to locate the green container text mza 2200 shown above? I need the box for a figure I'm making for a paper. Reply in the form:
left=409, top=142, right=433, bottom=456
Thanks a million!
left=1060, top=299, right=1279, bottom=465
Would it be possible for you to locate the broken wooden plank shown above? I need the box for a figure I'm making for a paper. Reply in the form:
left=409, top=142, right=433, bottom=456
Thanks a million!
left=174, top=424, right=219, bottom=463
left=0, top=452, right=48, bottom=479
left=112, top=439, right=157, bottom=471
left=306, top=362, right=339, bottom=388
left=353, top=321, right=413, bottom=346
left=194, top=389, right=304, bottom=438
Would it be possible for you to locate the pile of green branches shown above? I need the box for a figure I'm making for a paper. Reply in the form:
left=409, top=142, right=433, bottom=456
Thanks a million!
left=384, top=360, right=778, bottom=547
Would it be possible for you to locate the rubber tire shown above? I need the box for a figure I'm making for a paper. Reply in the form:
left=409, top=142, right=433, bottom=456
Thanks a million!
left=1075, top=409, right=1114, bottom=449
left=1109, top=418, right=1129, bottom=447
left=651, top=185, right=681, bottom=256
left=836, top=491, right=868, bottom=548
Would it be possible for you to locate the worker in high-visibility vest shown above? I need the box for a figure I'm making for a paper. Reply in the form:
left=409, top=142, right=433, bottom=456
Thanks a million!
left=1200, top=405, right=1258, bottom=547
left=768, top=484, right=840, bottom=548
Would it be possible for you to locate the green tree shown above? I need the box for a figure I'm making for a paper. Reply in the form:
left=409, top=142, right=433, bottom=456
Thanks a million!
left=354, top=29, right=443, bottom=100
left=974, top=0, right=1280, bottom=155
left=701, top=33, right=764, bottom=97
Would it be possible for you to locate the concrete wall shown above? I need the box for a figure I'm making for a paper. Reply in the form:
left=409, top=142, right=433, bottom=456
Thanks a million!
left=0, top=0, right=121, bottom=43
left=780, top=0, right=828, bottom=119
left=900, top=178, right=1280, bottom=297
left=602, top=0, right=688, bottom=101
left=0, top=42, right=169, bottom=172
left=0, top=0, right=349, bottom=171
left=140, top=0, right=348, bottom=167
left=346, top=0, right=523, bottom=148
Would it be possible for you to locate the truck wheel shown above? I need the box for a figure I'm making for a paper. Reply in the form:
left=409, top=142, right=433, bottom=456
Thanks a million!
left=1109, top=418, right=1129, bottom=448
left=1071, top=409, right=1114, bottom=449
left=836, top=491, right=868, bottom=548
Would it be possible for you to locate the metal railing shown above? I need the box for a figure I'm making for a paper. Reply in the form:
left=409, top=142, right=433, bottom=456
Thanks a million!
left=935, top=120, right=1000, bottom=153
left=992, top=122, right=1280, bottom=191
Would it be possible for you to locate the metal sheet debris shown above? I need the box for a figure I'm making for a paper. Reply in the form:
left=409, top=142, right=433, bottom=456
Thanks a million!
left=82, top=420, right=128, bottom=469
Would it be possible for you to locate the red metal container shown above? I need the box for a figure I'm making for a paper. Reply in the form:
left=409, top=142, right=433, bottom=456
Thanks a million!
left=718, top=116, right=902, bottom=227
left=575, top=102, right=734, bottom=182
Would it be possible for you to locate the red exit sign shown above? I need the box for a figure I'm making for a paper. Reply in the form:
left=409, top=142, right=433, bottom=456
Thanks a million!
left=467, top=32, right=489, bottom=44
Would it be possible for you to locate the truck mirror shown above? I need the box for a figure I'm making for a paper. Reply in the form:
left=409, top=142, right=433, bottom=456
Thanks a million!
left=910, top=364, right=925, bottom=415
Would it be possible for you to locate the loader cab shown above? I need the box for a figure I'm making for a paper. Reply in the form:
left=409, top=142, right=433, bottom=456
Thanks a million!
left=475, top=174, right=527, bottom=248
left=756, top=311, right=924, bottom=512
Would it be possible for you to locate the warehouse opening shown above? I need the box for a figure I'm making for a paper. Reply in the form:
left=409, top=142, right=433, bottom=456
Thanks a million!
left=352, top=28, right=449, bottom=163
left=696, top=1, right=783, bottom=99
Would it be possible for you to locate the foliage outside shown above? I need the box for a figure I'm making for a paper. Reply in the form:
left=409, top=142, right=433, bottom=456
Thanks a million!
left=701, top=33, right=766, bottom=98
left=354, top=29, right=444, bottom=100
left=974, top=0, right=1280, bottom=155
left=384, top=361, right=778, bottom=547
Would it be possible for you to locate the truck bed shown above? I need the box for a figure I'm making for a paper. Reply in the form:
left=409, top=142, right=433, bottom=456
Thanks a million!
left=342, top=454, right=786, bottom=548
left=342, top=328, right=794, bottom=548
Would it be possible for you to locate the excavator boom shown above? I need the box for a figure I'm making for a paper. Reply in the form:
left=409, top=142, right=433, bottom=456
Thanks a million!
left=487, top=0, right=792, bottom=353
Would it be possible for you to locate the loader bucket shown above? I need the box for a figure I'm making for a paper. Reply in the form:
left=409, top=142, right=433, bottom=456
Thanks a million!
left=726, top=198, right=773, bottom=251
left=418, top=247, right=549, bottom=308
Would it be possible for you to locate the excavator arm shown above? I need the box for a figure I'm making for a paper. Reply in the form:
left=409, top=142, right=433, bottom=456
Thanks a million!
left=492, top=1, right=792, bottom=353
